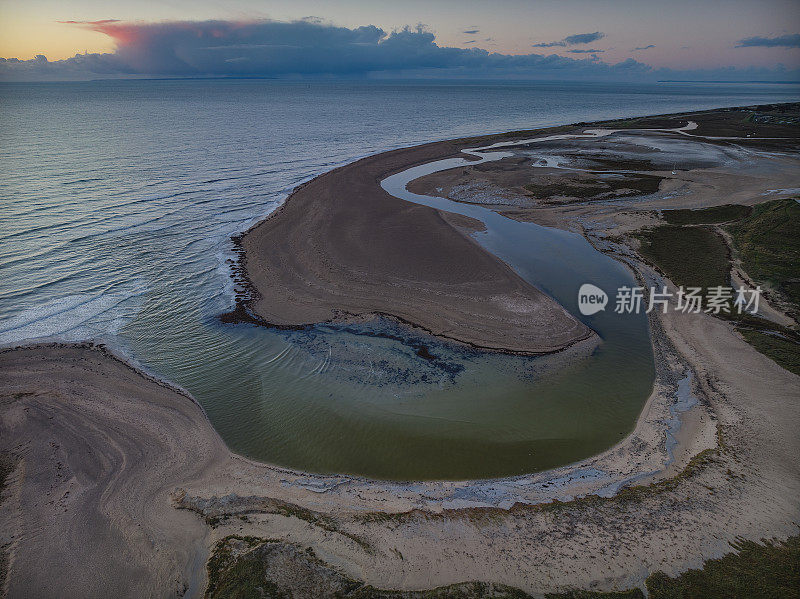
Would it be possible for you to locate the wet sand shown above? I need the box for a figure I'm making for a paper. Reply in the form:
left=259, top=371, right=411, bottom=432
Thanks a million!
left=408, top=111, right=800, bottom=224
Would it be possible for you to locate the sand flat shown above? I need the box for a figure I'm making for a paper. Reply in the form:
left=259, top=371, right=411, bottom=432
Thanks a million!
left=239, top=140, right=592, bottom=354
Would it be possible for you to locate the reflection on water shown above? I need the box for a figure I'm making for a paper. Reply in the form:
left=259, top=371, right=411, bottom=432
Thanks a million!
left=2, top=80, right=798, bottom=479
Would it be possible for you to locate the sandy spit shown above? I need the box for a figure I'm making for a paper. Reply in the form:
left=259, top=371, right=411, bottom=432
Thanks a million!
left=236, top=136, right=592, bottom=354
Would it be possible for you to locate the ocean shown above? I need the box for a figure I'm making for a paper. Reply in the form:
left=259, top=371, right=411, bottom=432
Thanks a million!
left=1, top=79, right=797, bottom=479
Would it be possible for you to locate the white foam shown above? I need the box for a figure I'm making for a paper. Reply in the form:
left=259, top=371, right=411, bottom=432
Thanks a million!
left=0, top=287, right=144, bottom=345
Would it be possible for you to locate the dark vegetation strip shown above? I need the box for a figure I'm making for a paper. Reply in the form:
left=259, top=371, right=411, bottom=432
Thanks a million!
left=358, top=438, right=722, bottom=530
left=205, top=536, right=533, bottom=599
left=634, top=199, right=799, bottom=375
left=204, top=533, right=800, bottom=599
left=636, top=225, right=731, bottom=291
left=643, top=535, right=800, bottom=599
left=524, top=173, right=663, bottom=202
left=727, top=198, right=800, bottom=320
left=737, top=329, right=800, bottom=376
left=661, top=204, right=752, bottom=225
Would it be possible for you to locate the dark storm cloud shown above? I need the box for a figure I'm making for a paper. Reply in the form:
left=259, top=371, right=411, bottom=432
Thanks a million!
left=736, top=34, right=800, bottom=48
left=632, top=44, right=656, bottom=51
left=463, top=29, right=480, bottom=35
left=0, top=20, right=648, bottom=81
left=568, top=49, right=604, bottom=54
left=0, top=20, right=795, bottom=82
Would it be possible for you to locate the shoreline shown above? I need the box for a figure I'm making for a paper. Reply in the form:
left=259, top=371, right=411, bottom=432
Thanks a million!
left=2, top=103, right=799, bottom=596
left=226, top=101, right=797, bottom=354
left=3, top=288, right=798, bottom=594
left=5, top=103, right=794, bottom=488
left=0, top=326, right=698, bottom=491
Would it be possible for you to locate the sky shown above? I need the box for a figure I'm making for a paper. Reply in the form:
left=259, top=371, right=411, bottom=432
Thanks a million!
left=0, top=0, right=798, bottom=81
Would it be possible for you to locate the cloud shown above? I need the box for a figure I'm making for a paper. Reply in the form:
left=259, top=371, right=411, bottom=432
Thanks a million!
left=0, top=20, right=646, bottom=81
left=533, top=31, right=605, bottom=48
left=632, top=44, right=656, bottom=51
left=568, top=49, right=604, bottom=54
left=736, top=34, right=800, bottom=48
left=564, top=32, right=605, bottom=45
left=463, top=29, right=479, bottom=35
left=57, top=19, right=120, bottom=25
left=0, top=19, right=795, bottom=82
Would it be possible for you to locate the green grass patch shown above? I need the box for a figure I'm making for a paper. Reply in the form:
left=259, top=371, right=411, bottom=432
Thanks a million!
left=645, top=535, right=800, bottom=599
left=637, top=199, right=800, bottom=372
left=636, top=225, right=730, bottom=291
left=206, top=536, right=276, bottom=599
left=661, top=204, right=752, bottom=225
left=635, top=213, right=800, bottom=374
left=727, top=198, right=800, bottom=317
left=737, top=328, right=800, bottom=376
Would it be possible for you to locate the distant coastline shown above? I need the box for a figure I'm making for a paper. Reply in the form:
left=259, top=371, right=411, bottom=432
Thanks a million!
left=657, top=79, right=800, bottom=84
